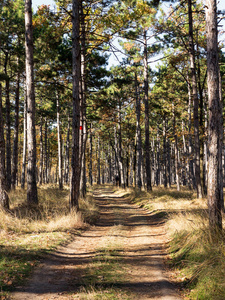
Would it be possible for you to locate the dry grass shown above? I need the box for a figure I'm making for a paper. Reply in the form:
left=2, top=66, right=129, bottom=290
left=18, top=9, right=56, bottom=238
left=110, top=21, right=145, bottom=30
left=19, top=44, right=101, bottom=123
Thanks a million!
left=0, top=184, right=99, bottom=297
left=131, top=185, right=225, bottom=300
left=0, top=184, right=99, bottom=235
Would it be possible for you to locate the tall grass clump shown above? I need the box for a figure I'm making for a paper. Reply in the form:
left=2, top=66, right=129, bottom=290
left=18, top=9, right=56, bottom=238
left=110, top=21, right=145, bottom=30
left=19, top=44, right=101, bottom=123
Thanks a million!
left=0, top=185, right=99, bottom=234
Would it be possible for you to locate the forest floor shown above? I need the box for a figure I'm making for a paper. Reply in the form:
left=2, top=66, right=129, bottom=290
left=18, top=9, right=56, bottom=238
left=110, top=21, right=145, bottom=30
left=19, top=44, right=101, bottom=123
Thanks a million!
left=10, top=186, right=182, bottom=300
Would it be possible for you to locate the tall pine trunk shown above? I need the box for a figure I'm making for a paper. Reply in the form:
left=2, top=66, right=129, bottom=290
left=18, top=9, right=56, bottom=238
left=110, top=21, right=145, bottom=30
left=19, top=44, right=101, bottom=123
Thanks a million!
left=135, top=72, right=142, bottom=189
left=188, top=0, right=202, bottom=198
left=89, top=123, right=93, bottom=186
left=64, top=117, right=70, bottom=185
left=57, top=93, right=63, bottom=189
left=21, top=85, right=27, bottom=189
left=12, top=69, right=20, bottom=189
left=143, top=30, right=152, bottom=191
left=25, top=0, right=38, bottom=205
left=118, top=100, right=125, bottom=188
left=0, top=84, right=9, bottom=209
left=5, top=57, right=11, bottom=191
left=70, top=0, right=81, bottom=210
left=206, top=0, right=223, bottom=233
left=80, top=1, right=87, bottom=197
left=39, top=115, right=43, bottom=185
left=173, top=104, right=180, bottom=191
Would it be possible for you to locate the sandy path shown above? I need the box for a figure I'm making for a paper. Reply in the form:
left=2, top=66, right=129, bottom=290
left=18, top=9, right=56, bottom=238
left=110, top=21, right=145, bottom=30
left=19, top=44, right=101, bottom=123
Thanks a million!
left=10, top=187, right=182, bottom=300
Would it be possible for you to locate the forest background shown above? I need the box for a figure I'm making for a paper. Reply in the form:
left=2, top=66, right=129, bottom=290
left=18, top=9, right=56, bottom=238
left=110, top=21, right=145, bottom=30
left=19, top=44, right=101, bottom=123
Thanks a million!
left=0, top=0, right=225, bottom=298
left=0, top=0, right=225, bottom=240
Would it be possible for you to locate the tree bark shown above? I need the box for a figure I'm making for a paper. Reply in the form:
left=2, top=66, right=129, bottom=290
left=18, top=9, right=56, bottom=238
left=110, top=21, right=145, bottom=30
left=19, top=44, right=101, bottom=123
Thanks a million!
left=4, top=57, right=11, bottom=191
left=44, top=118, right=48, bottom=184
left=64, top=117, right=70, bottom=185
left=206, top=0, right=223, bottom=232
left=0, top=84, right=9, bottom=209
left=135, top=71, right=142, bottom=189
left=57, top=93, right=63, bottom=189
left=11, top=69, right=20, bottom=189
left=80, top=1, right=87, bottom=198
left=25, top=0, right=38, bottom=205
left=89, top=123, right=93, bottom=186
left=21, top=86, right=27, bottom=190
left=70, top=0, right=81, bottom=210
left=163, top=118, right=167, bottom=188
left=188, top=0, right=202, bottom=198
left=143, top=30, right=152, bottom=191
left=118, top=99, right=125, bottom=188
left=39, top=115, right=43, bottom=185
left=173, top=104, right=180, bottom=191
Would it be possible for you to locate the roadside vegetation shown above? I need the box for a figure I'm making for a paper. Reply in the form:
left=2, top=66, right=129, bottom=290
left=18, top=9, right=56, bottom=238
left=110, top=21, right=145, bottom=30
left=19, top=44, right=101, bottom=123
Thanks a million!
left=0, top=184, right=99, bottom=298
left=2, top=184, right=225, bottom=299
left=131, top=186, right=225, bottom=300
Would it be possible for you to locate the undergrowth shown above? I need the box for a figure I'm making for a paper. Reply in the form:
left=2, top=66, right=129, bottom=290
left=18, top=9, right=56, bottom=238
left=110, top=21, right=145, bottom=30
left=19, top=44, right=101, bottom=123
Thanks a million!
left=0, top=184, right=99, bottom=298
left=131, top=186, right=225, bottom=300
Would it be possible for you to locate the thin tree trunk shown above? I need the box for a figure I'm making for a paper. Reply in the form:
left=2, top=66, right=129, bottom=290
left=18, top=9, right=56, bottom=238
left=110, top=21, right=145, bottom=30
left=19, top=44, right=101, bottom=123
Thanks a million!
left=143, top=30, right=152, bottom=191
left=57, top=93, right=63, bottom=189
left=44, top=118, right=48, bottom=184
left=188, top=0, right=202, bottom=198
left=135, top=72, right=142, bottom=189
left=89, top=123, right=93, bottom=186
left=156, top=127, right=160, bottom=186
left=187, top=76, right=195, bottom=189
left=173, top=104, right=180, bottom=191
left=21, top=86, right=27, bottom=189
left=97, top=135, right=101, bottom=184
left=80, top=1, right=87, bottom=197
left=39, top=115, right=43, bottom=185
left=0, top=84, right=9, bottom=209
left=5, top=59, right=11, bottom=191
left=64, top=117, right=70, bottom=185
left=70, top=0, right=81, bottom=210
left=25, top=0, right=38, bottom=205
left=167, top=138, right=171, bottom=188
left=163, top=118, right=167, bottom=188
left=11, top=69, right=20, bottom=190
left=219, top=71, right=224, bottom=210
left=206, top=0, right=223, bottom=233
left=118, top=100, right=125, bottom=188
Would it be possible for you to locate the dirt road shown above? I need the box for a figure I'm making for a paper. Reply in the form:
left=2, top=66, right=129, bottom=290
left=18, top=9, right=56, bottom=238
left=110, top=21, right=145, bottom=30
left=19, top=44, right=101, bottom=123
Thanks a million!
left=11, top=187, right=182, bottom=300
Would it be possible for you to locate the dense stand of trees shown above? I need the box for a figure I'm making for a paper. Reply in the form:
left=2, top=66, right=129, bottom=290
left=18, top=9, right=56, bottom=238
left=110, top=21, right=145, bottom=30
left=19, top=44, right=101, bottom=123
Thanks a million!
left=0, top=0, right=224, bottom=232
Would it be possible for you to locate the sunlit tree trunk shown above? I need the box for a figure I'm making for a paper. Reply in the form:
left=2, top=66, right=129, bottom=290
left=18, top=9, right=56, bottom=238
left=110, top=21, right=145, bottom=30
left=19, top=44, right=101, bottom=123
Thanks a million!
left=39, top=115, right=43, bottom=185
left=57, top=93, right=63, bottom=189
left=97, top=135, right=101, bottom=184
left=64, top=117, right=70, bottom=185
left=21, top=86, right=27, bottom=189
left=163, top=118, right=167, bottom=188
left=143, top=30, right=152, bottom=191
left=188, top=0, right=202, bottom=198
left=118, top=100, right=125, bottom=188
left=173, top=104, right=180, bottom=191
left=206, top=0, right=223, bottom=232
left=0, top=84, right=9, bottom=209
left=156, top=126, right=160, bottom=186
left=25, top=0, right=38, bottom=204
left=12, top=68, right=20, bottom=189
left=80, top=1, right=87, bottom=197
left=4, top=54, right=11, bottom=191
left=89, top=123, right=93, bottom=186
left=187, top=76, right=195, bottom=189
left=135, top=72, right=142, bottom=189
left=70, top=0, right=81, bottom=210
left=44, top=117, right=48, bottom=184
